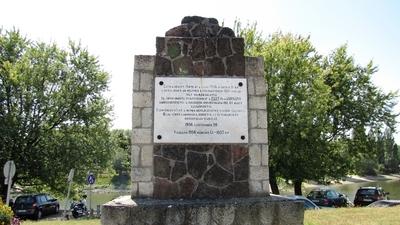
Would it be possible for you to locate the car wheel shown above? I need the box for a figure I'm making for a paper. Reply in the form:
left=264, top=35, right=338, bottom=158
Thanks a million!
left=35, top=210, right=42, bottom=220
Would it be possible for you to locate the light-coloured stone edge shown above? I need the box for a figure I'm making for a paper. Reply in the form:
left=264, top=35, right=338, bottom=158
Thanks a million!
left=101, top=197, right=304, bottom=225
left=132, top=55, right=155, bottom=198
left=246, top=56, right=269, bottom=197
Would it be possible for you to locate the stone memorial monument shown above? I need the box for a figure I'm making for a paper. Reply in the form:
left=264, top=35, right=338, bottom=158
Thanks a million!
left=101, top=16, right=304, bottom=225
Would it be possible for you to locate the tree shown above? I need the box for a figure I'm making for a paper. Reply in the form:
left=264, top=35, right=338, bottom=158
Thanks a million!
left=111, top=129, right=131, bottom=176
left=237, top=24, right=398, bottom=195
left=0, top=29, right=113, bottom=196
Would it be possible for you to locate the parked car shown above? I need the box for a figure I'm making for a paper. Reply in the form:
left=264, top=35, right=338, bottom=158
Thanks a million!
left=353, top=186, right=389, bottom=206
left=306, top=188, right=349, bottom=207
left=286, top=195, right=320, bottom=210
left=367, top=200, right=400, bottom=207
left=13, top=194, right=60, bottom=219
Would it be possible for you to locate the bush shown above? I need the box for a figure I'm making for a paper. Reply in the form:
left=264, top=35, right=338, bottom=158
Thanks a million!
left=0, top=199, right=13, bottom=225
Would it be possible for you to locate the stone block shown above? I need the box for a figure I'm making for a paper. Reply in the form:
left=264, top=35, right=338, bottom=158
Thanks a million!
left=250, top=166, right=269, bottom=180
left=167, top=41, right=182, bottom=59
left=132, top=108, right=141, bottom=128
left=249, top=144, right=261, bottom=166
left=132, top=167, right=152, bottom=182
left=102, top=197, right=304, bottom=225
left=261, top=144, right=269, bottom=166
left=249, top=181, right=262, bottom=195
left=211, top=206, right=235, bottom=224
left=263, top=180, right=270, bottom=193
left=250, top=129, right=268, bottom=144
left=134, top=55, right=155, bottom=71
left=131, top=182, right=138, bottom=197
left=132, top=128, right=152, bottom=144
left=154, top=178, right=179, bottom=199
left=155, top=56, right=172, bottom=75
left=141, top=108, right=153, bottom=128
left=217, top=38, right=232, bottom=57
left=193, top=61, right=204, bottom=76
left=226, top=54, right=245, bottom=76
left=245, top=57, right=264, bottom=77
left=140, top=72, right=154, bottom=91
left=131, top=145, right=140, bottom=167
left=204, top=57, right=225, bottom=75
left=205, top=39, right=216, bottom=57
left=138, top=182, right=153, bottom=197
left=249, top=96, right=266, bottom=110
left=133, top=92, right=152, bottom=108
left=173, top=56, right=194, bottom=75
left=247, top=76, right=255, bottom=95
left=133, top=70, right=140, bottom=91
left=257, top=110, right=268, bottom=128
left=232, top=38, right=244, bottom=55
left=254, top=76, right=267, bottom=95
left=141, top=145, right=153, bottom=166
left=191, top=38, right=205, bottom=60
left=249, top=110, right=257, bottom=128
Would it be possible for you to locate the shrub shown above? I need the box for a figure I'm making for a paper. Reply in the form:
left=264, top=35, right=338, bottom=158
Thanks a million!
left=0, top=199, right=13, bottom=225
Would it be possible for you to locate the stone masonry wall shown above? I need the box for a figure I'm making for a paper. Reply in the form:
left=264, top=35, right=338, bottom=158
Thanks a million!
left=131, top=55, right=155, bottom=197
left=131, top=16, right=269, bottom=199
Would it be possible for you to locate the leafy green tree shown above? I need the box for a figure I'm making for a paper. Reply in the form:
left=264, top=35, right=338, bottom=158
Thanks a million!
left=237, top=24, right=398, bottom=195
left=0, top=29, right=113, bottom=196
left=111, top=129, right=131, bottom=176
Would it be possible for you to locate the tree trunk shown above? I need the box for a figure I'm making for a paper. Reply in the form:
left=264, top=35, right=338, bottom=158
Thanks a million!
left=269, top=167, right=280, bottom=195
left=294, top=180, right=303, bottom=195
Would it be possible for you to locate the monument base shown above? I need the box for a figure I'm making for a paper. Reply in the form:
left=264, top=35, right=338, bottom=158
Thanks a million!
left=101, top=196, right=304, bottom=225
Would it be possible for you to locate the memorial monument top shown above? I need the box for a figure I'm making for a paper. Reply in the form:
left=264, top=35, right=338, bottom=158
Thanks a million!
left=165, top=16, right=235, bottom=38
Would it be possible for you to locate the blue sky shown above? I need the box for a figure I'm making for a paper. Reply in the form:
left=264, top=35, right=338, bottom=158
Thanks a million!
left=1, top=0, right=399, bottom=142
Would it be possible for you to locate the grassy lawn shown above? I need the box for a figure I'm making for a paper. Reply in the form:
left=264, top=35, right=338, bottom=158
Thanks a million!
left=21, top=206, right=400, bottom=225
left=305, top=206, right=400, bottom=225
left=23, top=219, right=100, bottom=225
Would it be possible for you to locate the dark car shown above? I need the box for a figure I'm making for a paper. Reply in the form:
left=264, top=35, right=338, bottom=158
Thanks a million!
left=306, top=188, right=349, bottom=207
left=353, top=187, right=389, bottom=206
left=287, top=195, right=320, bottom=210
left=13, top=194, right=60, bottom=219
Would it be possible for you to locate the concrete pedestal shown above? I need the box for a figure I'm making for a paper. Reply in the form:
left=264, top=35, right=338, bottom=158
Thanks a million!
left=101, top=195, right=304, bottom=225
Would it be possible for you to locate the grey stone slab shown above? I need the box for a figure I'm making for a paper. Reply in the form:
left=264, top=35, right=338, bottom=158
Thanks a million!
left=141, top=145, right=153, bottom=166
left=249, top=96, right=266, bottom=110
left=139, top=71, right=154, bottom=91
left=133, top=70, right=140, bottom=91
left=245, top=57, right=264, bottom=77
left=141, top=108, right=153, bottom=128
left=132, top=108, right=141, bottom=128
left=249, top=144, right=261, bottom=166
left=254, top=77, right=267, bottom=95
left=101, top=196, right=304, bottom=225
left=132, top=92, right=152, bottom=108
left=132, top=167, right=152, bottom=182
left=131, top=145, right=140, bottom=166
left=132, top=128, right=152, bottom=144
left=250, top=129, right=268, bottom=144
left=249, top=166, right=269, bottom=180
left=135, top=55, right=155, bottom=71
left=138, top=182, right=153, bottom=197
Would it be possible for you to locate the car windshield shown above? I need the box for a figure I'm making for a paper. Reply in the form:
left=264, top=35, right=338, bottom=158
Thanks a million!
left=15, top=196, right=35, bottom=204
left=358, top=189, right=377, bottom=196
left=308, top=191, right=326, bottom=199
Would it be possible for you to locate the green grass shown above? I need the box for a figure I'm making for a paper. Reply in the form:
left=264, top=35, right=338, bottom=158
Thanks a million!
left=305, top=206, right=400, bottom=225
left=23, top=218, right=100, bottom=225
left=22, top=206, right=400, bottom=225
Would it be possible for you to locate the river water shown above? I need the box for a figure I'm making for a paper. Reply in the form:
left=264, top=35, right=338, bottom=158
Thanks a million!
left=81, top=180, right=400, bottom=208
left=303, top=179, right=400, bottom=202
